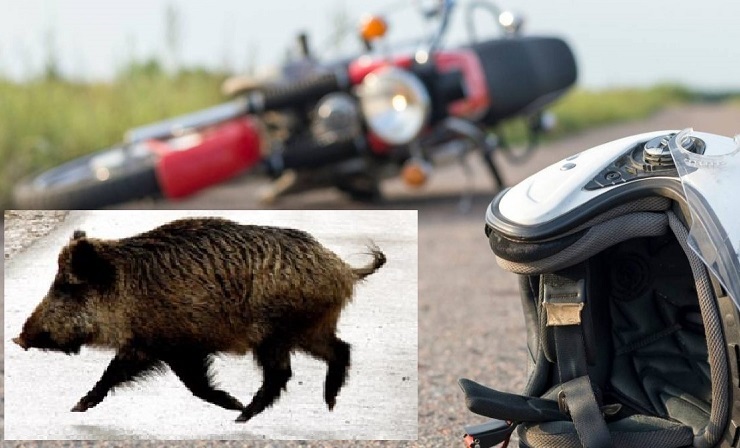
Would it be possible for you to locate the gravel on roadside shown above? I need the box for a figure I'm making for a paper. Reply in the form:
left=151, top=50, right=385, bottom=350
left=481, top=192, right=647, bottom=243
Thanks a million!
left=3, top=211, right=69, bottom=261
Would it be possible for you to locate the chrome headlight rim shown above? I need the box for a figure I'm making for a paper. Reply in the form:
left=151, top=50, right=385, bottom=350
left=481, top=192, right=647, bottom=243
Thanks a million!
left=357, top=67, right=431, bottom=146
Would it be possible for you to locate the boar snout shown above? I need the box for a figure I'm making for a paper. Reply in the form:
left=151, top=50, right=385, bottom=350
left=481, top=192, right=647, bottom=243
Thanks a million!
left=14, top=323, right=83, bottom=355
left=13, top=336, right=29, bottom=350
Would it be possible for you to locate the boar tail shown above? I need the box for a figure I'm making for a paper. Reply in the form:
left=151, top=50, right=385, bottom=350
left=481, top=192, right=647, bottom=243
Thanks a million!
left=352, top=243, right=386, bottom=281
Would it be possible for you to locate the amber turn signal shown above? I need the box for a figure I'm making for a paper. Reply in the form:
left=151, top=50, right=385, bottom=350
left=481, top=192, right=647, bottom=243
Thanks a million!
left=401, top=160, right=430, bottom=187
left=360, top=15, right=388, bottom=41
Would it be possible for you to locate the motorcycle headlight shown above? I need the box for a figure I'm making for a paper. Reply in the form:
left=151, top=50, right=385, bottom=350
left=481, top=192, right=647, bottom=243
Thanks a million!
left=357, top=67, right=431, bottom=146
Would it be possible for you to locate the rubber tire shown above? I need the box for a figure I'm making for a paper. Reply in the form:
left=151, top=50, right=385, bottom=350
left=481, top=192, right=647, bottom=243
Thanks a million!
left=333, top=163, right=383, bottom=203
left=13, top=157, right=161, bottom=210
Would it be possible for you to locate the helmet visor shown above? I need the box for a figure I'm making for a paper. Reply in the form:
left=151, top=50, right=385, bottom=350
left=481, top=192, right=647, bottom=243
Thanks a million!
left=669, top=128, right=740, bottom=309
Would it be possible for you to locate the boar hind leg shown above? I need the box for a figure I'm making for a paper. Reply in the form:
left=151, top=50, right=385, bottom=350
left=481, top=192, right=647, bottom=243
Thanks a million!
left=165, top=352, right=243, bottom=411
left=302, top=336, right=351, bottom=411
left=235, top=339, right=292, bottom=423
left=72, top=350, right=162, bottom=412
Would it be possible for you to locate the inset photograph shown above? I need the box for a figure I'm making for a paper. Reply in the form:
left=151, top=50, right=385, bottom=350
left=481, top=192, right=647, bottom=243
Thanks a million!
left=4, top=210, right=417, bottom=440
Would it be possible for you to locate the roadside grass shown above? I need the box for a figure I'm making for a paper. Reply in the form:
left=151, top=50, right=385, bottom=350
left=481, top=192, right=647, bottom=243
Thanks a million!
left=1, top=66, right=226, bottom=209
left=495, top=84, right=696, bottom=147
left=0, top=74, right=728, bottom=208
left=551, top=84, right=695, bottom=134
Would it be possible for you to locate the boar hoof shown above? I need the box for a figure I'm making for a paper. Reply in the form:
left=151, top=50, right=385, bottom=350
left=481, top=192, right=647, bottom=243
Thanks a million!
left=326, top=397, right=336, bottom=411
left=235, top=409, right=254, bottom=423
left=71, top=399, right=96, bottom=412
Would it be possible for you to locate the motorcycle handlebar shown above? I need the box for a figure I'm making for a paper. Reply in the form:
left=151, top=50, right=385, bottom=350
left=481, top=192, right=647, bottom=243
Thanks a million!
left=246, top=71, right=347, bottom=113
left=125, top=71, right=348, bottom=144
left=427, top=0, right=457, bottom=54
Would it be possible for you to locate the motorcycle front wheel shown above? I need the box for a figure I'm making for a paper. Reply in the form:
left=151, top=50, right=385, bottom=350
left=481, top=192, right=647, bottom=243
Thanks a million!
left=13, top=144, right=161, bottom=209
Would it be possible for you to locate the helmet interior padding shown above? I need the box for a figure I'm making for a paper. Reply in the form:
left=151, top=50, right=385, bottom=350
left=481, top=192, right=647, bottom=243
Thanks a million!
left=462, top=197, right=735, bottom=448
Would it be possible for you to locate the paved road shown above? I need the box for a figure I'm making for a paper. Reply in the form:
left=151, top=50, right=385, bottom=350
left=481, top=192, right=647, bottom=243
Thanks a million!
left=4, top=211, right=418, bottom=441
left=3, top=103, right=740, bottom=447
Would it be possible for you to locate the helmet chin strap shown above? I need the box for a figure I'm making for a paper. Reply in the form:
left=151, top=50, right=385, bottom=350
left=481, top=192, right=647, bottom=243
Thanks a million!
left=458, top=261, right=618, bottom=448
left=541, top=263, right=613, bottom=448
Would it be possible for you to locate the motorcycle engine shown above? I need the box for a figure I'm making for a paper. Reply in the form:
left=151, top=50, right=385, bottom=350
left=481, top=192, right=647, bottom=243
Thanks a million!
left=310, top=93, right=362, bottom=144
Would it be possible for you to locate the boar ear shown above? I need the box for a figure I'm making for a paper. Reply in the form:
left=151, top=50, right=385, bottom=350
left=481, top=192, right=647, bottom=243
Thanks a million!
left=69, top=240, right=115, bottom=286
left=72, top=230, right=86, bottom=240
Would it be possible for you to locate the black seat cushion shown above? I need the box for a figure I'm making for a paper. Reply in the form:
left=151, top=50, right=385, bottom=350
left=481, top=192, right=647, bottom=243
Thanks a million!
left=468, top=36, right=577, bottom=124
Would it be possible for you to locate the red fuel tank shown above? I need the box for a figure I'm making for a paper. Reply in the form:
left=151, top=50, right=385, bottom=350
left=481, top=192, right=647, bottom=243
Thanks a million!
left=150, top=117, right=262, bottom=199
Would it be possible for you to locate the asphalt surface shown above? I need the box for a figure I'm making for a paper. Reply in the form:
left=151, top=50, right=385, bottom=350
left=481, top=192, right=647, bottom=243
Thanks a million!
left=3, top=103, right=740, bottom=447
left=4, top=211, right=417, bottom=441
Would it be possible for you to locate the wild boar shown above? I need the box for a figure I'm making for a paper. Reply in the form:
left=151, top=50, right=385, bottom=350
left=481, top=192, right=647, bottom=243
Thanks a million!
left=12, top=217, right=386, bottom=423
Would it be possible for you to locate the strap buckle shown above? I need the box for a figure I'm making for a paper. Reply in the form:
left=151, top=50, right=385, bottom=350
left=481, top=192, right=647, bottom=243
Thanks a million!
left=558, top=388, right=624, bottom=419
left=463, top=419, right=515, bottom=448
left=544, top=302, right=584, bottom=326
left=543, top=279, right=585, bottom=326
left=557, top=389, right=570, bottom=415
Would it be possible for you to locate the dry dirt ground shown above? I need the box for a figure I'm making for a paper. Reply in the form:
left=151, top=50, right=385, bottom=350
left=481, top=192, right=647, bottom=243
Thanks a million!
left=3, top=103, right=740, bottom=447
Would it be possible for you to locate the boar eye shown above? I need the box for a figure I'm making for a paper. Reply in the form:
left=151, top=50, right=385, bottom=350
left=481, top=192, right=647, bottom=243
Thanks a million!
left=54, top=280, right=86, bottom=298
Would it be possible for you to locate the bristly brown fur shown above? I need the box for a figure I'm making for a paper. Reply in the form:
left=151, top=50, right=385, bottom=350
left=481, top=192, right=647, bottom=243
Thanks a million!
left=14, top=217, right=386, bottom=422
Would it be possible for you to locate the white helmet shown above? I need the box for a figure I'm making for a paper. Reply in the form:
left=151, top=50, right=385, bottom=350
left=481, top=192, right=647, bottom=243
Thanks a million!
left=460, top=129, right=740, bottom=448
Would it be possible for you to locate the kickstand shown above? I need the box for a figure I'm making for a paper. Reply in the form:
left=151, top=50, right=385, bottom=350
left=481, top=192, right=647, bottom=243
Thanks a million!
left=457, top=153, right=474, bottom=213
left=481, top=134, right=505, bottom=189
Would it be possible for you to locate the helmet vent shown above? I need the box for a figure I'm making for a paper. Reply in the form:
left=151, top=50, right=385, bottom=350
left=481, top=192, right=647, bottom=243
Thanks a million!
left=643, top=135, right=676, bottom=169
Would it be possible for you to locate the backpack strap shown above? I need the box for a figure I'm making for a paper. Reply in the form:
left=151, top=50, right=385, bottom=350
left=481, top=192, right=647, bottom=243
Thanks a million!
left=543, top=264, right=613, bottom=448
left=459, top=377, right=568, bottom=422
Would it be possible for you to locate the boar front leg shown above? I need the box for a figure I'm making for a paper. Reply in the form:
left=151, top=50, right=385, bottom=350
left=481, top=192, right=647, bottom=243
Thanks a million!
left=164, top=351, right=244, bottom=411
left=72, top=348, right=162, bottom=412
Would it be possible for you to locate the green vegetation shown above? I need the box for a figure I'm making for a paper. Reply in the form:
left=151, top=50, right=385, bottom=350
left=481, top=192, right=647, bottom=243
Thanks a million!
left=0, top=70, right=730, bottom=208
left=0, top=63, right=227, bottom=208
left=549, top=84, right=695, bottom=136
left=496, top=84, right=696, bottom=145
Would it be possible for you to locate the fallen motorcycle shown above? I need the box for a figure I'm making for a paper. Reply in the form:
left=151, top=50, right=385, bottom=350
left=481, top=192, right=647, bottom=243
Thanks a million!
left=460, top=128, right=740, bottom=448
left=13, top=0, right=577, bottom=209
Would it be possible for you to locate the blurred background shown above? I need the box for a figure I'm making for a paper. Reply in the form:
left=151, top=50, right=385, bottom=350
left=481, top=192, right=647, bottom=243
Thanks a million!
left=3, top=2, right=740, bottom=446
left=3, top=0, right=740, bottom=88
left=1, top=0, right=740, bottom=209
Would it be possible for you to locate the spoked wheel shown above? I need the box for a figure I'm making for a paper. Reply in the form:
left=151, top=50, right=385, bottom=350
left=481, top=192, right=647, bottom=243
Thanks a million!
left=499, top=142, right=537, bottom=164
left=495, top=132, right=538, bottom=165
left=496, top=112, right=550, bottom=165
left=13, top=144, right=162, bottom=209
